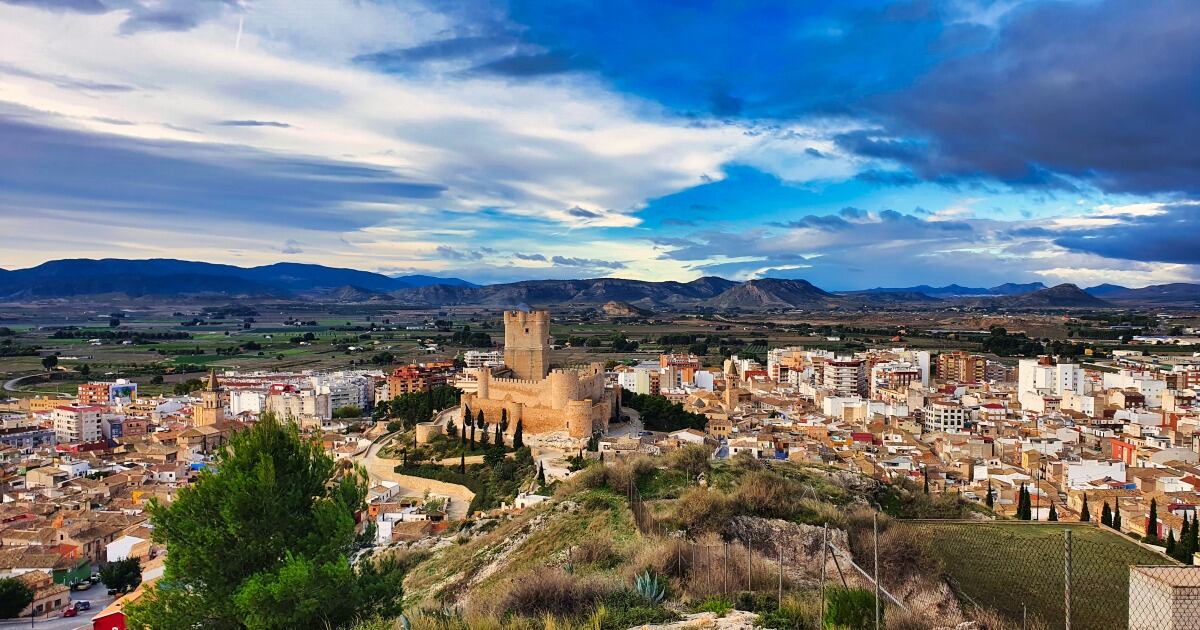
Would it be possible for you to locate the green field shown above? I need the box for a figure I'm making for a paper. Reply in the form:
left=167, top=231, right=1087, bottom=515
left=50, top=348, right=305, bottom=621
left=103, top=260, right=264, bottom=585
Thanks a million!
left=904, top=521, right=1175, bottom=629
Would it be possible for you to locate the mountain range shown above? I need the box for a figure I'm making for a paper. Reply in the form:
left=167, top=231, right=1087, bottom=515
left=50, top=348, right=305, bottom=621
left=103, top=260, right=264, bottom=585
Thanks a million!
left=0, top=258, right=1197, bottom=309
left=0, top=258, right=473, bottom=300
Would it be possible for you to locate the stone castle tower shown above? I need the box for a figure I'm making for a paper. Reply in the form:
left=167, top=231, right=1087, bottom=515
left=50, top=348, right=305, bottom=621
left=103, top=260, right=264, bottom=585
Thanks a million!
left=193, top=369, right=225, bottom=426
left=503, top=310, right=550, bottom=380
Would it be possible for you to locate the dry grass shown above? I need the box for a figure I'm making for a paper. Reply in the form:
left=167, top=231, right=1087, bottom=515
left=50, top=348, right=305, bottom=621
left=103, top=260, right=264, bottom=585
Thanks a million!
left=969, top=606, right=1051, bottom=630
left=624, top=533, right=788, bottom=601
left=572, top=536, right=619, bottom=567
left=495, top=567, right=615, bottom=619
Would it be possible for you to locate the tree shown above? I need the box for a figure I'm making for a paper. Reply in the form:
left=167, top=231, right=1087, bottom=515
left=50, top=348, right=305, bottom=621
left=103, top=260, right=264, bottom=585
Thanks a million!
left=100, top=557, right=143, bottom=594
left=923, top=468, right=929, bottom=494
left=494, top=422, right=503, bottom=447
left=446, top=419, right=456, bottom=439
left=500, top=408, right=509, bottom=434
left=513, top=418, right=524, bottom=448
left=985, top=482, right=994, bottom=509
left=476, top=409, right=485, bottom=430
left=126, top=414, right=403, bottom=629
left=537, top=461, right=546, bottom=486
left=41, top=354, right=57, bottom=372
left=1147, top=498, right=1159, bottom=540
left=479, top=423, right=490, bottom=447
left=1101, top=502, right=1112, bottom=527
left=459, top=452, right=466, bottom=475
left=0, top=578, right=32, bottom=619
left=1048, top=503, right=1058, bottom=522
left=78, top=363, right=91, bottom=377
left=469, top=421, right=476, bottom=449
left=1080, top=495, right=1090, bottom=523
left=1113, top=502, right=1122, bottom=531
left=1167, top=530, right=1177, bottom=556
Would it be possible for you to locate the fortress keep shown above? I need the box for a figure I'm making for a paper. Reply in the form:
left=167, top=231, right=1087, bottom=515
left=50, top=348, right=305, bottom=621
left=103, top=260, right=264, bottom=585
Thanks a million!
left=460, top=310, right=617, bottom=439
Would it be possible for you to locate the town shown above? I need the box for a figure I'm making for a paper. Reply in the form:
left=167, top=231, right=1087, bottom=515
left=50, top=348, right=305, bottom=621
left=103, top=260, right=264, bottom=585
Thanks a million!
left=1, top=303, right=1198, bottom=627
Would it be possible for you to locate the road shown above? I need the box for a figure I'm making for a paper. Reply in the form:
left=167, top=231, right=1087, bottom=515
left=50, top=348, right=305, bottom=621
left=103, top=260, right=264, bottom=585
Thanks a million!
left=356, top=420, right=475, bottom=521
left=0, top=582, right=118, bottom=630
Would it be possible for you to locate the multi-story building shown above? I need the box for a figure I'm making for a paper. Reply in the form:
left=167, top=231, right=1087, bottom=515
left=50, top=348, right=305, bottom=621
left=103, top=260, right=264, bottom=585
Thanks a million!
left=77, top=382, right=111, bottom=406
left=463, top=350, right=504, bottom=370
left=385, top=363, right=455, bottom=398
left=659, top=354, right=701, bottom=388
left=823, top=358, right=866, bottom=397
left=937, top=351, right=987, bottom=383
left=1017, top=356, right=1085, bottom=409
left=52, top=404, right=103, bottom=444
left=923, top=399, right=968, bottom=433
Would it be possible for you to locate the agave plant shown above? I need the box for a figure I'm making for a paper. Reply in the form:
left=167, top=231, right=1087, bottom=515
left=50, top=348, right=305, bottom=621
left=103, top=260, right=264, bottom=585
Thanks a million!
left=634, top=570, right=667, bottom=604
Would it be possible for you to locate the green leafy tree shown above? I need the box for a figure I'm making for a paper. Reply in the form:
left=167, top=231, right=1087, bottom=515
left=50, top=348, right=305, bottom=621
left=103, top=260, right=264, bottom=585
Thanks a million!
left=78, top=363, right=91, bottom=377
left=100, top=557, right=143, bottom=594
left=0, top=578, right=32, bottom=619
left=1080, top=496, right=1090, bottom=523
left=41, top=354, right=57, bottom=372
left=126, top=414, right=402, bottom=630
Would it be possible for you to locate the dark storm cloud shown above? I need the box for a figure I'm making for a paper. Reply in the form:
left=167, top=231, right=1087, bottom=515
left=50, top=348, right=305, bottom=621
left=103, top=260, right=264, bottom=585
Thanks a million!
left=873, top=0, right=1200, bottom=195
left=0, top=111, right=445, bottom=232
left=1053, top=204, right=1200, bottom=265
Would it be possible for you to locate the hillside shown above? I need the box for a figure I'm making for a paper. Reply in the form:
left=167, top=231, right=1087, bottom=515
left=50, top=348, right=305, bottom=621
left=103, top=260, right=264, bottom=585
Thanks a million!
left=1093, top=282, right=1200, bottom=305
left=703, top=278, right=833, bottom=309
left=993, top=283, right=1111, bottom=308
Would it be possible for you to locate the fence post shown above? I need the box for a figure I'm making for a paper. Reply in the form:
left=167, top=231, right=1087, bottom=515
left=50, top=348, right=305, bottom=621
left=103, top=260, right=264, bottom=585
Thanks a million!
left=1064, top=529, right=1073, bottom=630
left=874, top=513, right=880, bottom=630
left=778, top=541, right=784, bottom=607
left=820, top=523, right=828, bottom=621
left=747, top=535, right=753, bottom=592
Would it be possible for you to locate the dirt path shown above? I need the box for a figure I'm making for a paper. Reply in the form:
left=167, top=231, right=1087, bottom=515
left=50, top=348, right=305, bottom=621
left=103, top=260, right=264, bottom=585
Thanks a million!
left=358, top=431, right=475, bottom=521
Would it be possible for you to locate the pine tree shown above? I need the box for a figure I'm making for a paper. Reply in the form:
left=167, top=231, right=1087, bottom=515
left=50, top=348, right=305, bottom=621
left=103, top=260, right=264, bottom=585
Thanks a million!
left=513, top=418, right=524, bottom=448
left=1049, top=503, right=1058, bottom=522
left=1113, top=502, right=1122, bottom=531
left=1146, top=498, right=1159, bottom=541
left=986, top=482, right=994, bottom=509
left=1080, top=495, right=1090, bottom=523
left=1101, top=502, right=1112, bottom=527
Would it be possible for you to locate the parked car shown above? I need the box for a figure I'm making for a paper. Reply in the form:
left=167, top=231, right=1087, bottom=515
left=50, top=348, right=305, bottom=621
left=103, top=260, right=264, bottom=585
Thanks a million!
left=70, top=581, right=90, bottom=592
left=74, top=601, right=91, bottom=611
left=62, top=607, right=77, bottom=618
left=107, top=588, right=118, bottom=596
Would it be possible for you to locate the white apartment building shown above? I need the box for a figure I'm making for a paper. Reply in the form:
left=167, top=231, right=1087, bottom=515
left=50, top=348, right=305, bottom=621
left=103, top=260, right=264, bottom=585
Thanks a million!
left=463, top=350, right=504, bottom=370
left=312, top=372, right=374, bottom=412
left=1017, top=357, right=1085, bottom=409
left=823, top=358, right=866, bottom=397
left=923, top=400, right=967, bottom=433
left=1064, top=459, right=1127, bottom=489
left=52, top=404, right=103, bottom=444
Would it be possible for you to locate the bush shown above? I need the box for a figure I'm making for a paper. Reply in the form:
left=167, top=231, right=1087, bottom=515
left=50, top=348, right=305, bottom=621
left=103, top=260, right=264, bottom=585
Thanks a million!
left=497, top=568, right=613, bottom=620
left=671, top=487, right=733, bottom=533
left=597, top=589, right=678, bottom=629
left=694, top=596, right=732, bottom=616
left=755, top=594, right=821, bottom=629
left=573, top=537, right=619, bottom=568
left=824, top=587, right=879, bottom=629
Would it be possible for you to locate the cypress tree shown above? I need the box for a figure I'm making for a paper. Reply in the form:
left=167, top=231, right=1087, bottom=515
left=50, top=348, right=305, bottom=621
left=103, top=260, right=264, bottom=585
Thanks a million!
left=513, top=418, right=524, bottom=448
left=1101, top=502, right=1112, bottom=527
left=923, top=468, right=929, bottom=494
left=469, top=422, right=476, bottom=449
left=476, top=409, right=485, bottom=429
left=480, top=424, right=490, bottom=447
left=1189, top=513, right=1199, bottom=563
left=1147, top=498, right=1159, bottom=541
left=1049, top=503, right=1058, bottom=522
left=986, top=482, right=994, bottom=509
left=1113, top=502, right=1122, bottom=531
left=447, top=419, right=455, bottom=439
left=537, top=461, right=546, bottom=485
left=494, top=423, right=503, bottom=447
left=459, top=452, right=466, bottom=474
left=1181, top=513, right=1191, bottom=555
left=1080, top=495, right=1090, bottom=523
left=1167, top=530, right=1177, bottom=556
left=500, top=408, right=509, bottom=434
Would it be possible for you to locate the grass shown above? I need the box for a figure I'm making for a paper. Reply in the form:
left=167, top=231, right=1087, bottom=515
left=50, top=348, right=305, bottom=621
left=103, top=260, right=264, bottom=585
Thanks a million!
left=908, top=521, right=1174, bottom=630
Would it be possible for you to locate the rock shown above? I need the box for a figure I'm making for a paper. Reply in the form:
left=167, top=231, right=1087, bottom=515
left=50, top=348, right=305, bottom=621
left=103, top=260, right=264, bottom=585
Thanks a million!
left=631, top=610, right=759, bottom=629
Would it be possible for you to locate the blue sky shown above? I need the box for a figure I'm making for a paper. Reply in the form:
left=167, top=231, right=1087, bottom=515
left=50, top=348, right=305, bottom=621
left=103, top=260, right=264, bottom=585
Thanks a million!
left=0, top=0, right=1197, bottom=289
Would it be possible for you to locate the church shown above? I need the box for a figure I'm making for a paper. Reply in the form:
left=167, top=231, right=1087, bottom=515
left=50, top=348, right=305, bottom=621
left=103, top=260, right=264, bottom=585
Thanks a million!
left=458, top=309, right=619, bottom=439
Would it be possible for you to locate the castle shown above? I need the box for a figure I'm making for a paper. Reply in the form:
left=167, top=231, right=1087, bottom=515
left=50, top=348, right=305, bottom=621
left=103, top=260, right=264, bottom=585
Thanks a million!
left=459, top=310, right=618, bottom=439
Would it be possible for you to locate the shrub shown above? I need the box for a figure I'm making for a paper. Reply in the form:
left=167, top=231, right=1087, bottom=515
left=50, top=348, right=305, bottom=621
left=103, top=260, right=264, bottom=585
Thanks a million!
left=497, top=568, right=613, bottom=620
left=755, top=594, right=821, bottom=629
left=597, top=590, right=678, bottom=629
left=671, top=486, right=732, bottom=533
left=694, top=596, right=732, bottom=616
left=574, top=537, right=619, bottom=568
left=824, top=587, right=880, bottom=629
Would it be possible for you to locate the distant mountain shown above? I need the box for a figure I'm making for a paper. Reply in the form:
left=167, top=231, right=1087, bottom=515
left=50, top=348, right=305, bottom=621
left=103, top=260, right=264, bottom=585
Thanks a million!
left=993, top=284, right=1111, bottom=308
left=838, top=290, right=942, bottom=303
left=704, top=278, right=833, bottom=309
left=390, top=276, right=739, bottom=308
left=0, top=258, right=473, bottom=300
left=1084, top=283, right=1130, bottom=297
left=1094, top=283, right=1200, bottom=304
left=859, top=282, right=1046, bottom=298
left=320, top=285, right=396, bottom=303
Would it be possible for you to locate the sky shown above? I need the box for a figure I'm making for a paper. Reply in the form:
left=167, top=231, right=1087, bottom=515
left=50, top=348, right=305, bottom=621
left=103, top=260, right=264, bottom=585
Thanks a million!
left=0, top=0, right=1197, bottom=289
